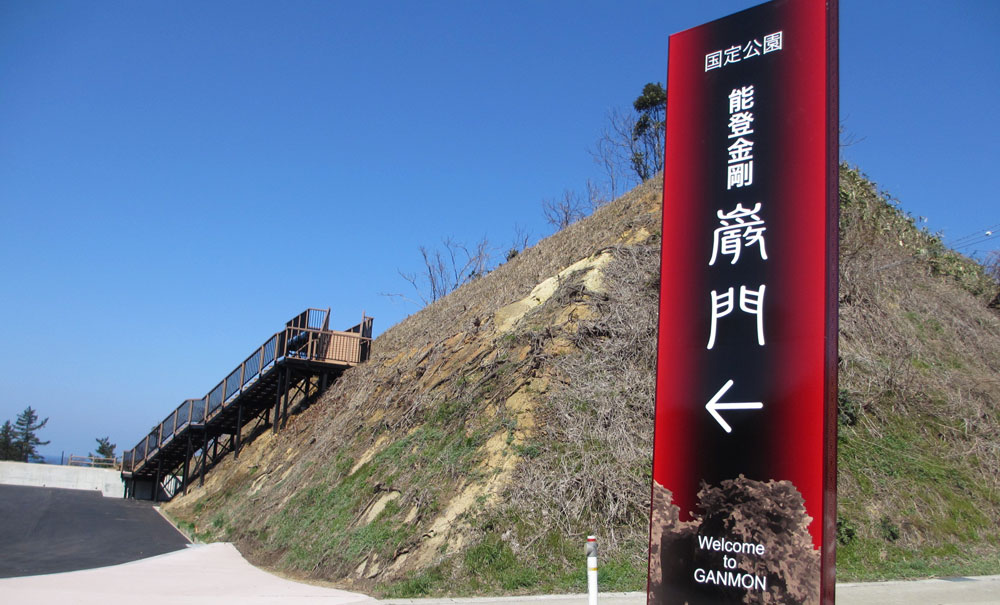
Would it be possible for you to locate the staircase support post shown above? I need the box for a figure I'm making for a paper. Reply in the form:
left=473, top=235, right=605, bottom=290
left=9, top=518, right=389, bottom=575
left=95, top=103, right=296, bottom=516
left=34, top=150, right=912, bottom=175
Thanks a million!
left=234, top=404, right=243, bottom=460
left=183, top=433, right=192, bottom=496
left=200, top=430, right=209, bottom=487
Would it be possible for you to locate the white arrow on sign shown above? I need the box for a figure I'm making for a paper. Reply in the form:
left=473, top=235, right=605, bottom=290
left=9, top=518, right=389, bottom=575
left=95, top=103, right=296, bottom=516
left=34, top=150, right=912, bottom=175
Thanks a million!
left=706, top=379, right=763, bottom=433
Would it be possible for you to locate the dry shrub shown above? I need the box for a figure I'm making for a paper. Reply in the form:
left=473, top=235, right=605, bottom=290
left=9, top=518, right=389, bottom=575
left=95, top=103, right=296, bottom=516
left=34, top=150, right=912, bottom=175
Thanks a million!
left=506, top=243, right=660, bottom=556
left=839, top=166, right=1000, bottom=426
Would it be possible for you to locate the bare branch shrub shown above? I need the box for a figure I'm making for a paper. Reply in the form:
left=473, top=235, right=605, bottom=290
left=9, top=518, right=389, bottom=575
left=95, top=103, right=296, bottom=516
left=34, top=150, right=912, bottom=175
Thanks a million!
left=986, top=250, right=1000, bottom=281
left=542, top=190, right=587, bottom=231
left=507, top=223, right=531, bottom=261
left=985, top=250, right=1000, bottom=309
left=397, top=237, right=492, bottom=305
left=585, top=178, right=610, bottom=210
left=507, top=243, right=660, bottom=559
left=590, top=107, right=642, bottom=199
left=375, top=176, right=662, bottom=362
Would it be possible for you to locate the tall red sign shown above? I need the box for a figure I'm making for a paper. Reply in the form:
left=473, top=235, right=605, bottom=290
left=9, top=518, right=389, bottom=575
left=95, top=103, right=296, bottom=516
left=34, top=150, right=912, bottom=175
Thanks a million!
left=648, top=1, right=838, bottom=603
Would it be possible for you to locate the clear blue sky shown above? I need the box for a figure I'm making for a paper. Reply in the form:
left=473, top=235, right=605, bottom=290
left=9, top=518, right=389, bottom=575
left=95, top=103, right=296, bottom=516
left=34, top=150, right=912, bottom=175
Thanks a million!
left=1, top=1, right=997, bottom=459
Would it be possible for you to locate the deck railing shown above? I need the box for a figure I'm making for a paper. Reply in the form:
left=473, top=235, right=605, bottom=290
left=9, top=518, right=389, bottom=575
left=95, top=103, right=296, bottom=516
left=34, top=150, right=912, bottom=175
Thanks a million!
left=121, top=309, right=372, bottom=474
left=67, top=454, right=119, bottom=469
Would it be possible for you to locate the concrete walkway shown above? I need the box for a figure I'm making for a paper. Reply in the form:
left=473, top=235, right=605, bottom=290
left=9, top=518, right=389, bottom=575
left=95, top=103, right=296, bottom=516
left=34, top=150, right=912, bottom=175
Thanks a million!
left=0, top=543, right=379, bottom=605
left=1, top=541, right=997, bottom=604
left=836, top=576, right=1000, bottom=604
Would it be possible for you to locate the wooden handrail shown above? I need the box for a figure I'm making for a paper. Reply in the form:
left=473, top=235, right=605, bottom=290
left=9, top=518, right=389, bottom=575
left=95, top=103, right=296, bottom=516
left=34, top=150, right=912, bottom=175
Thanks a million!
left=68, top=454, right=120, bottom=470
left=123, top=309, right=373, bottom=474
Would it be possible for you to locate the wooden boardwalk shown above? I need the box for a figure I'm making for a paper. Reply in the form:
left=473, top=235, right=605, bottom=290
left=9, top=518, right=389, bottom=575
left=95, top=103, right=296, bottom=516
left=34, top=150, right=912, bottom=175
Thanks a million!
left=120, top=308, right=372, bottom=500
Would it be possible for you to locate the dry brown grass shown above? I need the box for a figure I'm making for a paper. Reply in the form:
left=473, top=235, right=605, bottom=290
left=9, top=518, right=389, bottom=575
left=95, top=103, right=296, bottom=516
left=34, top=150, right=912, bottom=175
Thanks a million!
left=373, top=176, right=663, bottom=358
left=838, top=166, right=1000, bottom=441
left=503, top=243, right=660, bottom=558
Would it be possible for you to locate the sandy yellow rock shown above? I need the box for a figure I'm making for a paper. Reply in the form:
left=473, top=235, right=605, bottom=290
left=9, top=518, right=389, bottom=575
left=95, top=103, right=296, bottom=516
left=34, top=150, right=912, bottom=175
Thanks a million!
left=493, top=251, right=613, bottom=333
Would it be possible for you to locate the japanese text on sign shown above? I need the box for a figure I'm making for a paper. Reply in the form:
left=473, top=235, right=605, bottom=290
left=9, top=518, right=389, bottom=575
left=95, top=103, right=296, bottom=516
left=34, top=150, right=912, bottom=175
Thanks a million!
left=705, top=32, right=783, bottom=71
left=706, top=85, right=768, bottom=359
left=727, top=85, right=755, bottom=190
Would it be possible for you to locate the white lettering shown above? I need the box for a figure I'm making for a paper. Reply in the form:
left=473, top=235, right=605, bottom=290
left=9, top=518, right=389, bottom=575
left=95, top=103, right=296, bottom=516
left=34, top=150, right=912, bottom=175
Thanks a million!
left=707, top=285, right=766, bottom=349
left=704, top=32, right=783, bottom=72
left=696, top=534, right=767, bottom=556
left=763, top=31, right=783, bottom=54
left=709, top=202, right=768, bottom=266
left=694, top=568, right=768, bottom=591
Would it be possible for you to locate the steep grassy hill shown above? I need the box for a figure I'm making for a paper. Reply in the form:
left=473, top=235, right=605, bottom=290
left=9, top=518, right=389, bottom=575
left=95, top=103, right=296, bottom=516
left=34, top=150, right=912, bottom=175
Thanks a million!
left=165, top=167, right=1000, bottom=595
left=835, top=168, right=999, bottom=579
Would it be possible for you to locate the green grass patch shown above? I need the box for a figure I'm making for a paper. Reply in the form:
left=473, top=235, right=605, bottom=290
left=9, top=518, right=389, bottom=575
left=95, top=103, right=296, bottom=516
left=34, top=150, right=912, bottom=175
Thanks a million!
left=464, top=534, right=541, bottom=591
left=380, top=564, right=451, bottom=598
left=837, top=414, right=1000, bottom=581
left=256, top=414, right=495, bottom=577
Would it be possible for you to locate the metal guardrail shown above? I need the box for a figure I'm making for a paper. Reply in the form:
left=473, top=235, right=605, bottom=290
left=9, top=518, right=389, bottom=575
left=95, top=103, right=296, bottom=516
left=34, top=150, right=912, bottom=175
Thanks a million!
left=121, top=309, right=372, bottom=474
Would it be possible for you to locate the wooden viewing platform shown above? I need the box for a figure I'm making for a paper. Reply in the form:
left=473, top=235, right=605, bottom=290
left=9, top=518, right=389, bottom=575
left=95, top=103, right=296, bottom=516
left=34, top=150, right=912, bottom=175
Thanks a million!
left=120, top=308, right=373, bottom=501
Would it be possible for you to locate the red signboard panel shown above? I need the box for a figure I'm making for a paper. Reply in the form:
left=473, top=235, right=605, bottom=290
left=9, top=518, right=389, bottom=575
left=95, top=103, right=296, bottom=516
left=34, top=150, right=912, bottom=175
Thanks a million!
left=648, top=1, right=837, bottom=603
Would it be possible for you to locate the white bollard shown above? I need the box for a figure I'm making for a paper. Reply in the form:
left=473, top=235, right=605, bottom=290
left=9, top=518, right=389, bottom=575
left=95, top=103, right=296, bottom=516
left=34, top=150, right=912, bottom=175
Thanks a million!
left=586, top=535, right=598, bottom=605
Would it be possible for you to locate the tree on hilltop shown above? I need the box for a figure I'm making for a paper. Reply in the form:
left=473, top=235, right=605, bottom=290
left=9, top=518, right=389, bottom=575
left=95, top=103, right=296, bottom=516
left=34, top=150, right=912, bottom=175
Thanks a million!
left=91, top=436, right=116, bottom=466
left=542, top=82, right=668, bottom=236
left=0, top=420, right=17, bottom=461
left=591, top=81, right=667, bottom=196
left=13, top=406, right=49, bottom=462
left=631, top=82, right=666, bottom=181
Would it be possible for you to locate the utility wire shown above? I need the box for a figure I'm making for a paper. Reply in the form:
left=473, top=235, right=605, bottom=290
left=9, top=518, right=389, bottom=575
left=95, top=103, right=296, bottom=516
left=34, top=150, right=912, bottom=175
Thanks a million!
left=947, top=224, right=1000, bottom=250
left=953, top=233, right=997, bottom=252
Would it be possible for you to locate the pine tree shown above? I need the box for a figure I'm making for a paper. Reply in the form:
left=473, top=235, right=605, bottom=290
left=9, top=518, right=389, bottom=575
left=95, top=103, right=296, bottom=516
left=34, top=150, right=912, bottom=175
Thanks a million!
left=91, top=436, right=116, bottom=466
left=0, top=420, right=16, bottom=461
left=13, top=406, right=49, bottom=462
left=630, top=82, right=666, bottom=181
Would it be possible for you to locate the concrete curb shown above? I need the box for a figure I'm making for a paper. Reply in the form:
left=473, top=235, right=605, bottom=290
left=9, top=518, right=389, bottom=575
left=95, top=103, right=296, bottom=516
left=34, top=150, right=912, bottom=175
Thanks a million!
left=152, top=505, right=197, bottom=544
left=382, top=576, right=1000, bottom=605
left=382, top=594, right=643, bottom=605
left=836, top=574, right=1000, bottom=588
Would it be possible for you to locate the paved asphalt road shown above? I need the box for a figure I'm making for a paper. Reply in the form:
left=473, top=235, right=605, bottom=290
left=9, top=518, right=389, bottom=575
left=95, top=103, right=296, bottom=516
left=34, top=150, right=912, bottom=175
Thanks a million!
left=0, top=484, right=190, bottom=578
